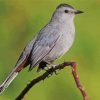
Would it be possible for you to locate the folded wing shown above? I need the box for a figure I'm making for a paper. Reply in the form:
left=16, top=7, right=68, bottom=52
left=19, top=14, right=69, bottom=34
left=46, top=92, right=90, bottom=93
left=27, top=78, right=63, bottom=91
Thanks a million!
left=29, top=24, right=62, bottom=71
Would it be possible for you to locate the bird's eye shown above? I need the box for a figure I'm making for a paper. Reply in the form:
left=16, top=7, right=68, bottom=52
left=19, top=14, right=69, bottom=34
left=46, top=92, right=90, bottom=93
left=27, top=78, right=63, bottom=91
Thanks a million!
left=65, top=10, right=68, bottom=13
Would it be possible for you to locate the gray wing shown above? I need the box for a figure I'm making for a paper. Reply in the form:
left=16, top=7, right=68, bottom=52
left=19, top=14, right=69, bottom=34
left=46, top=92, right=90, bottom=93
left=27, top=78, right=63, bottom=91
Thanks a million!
left=15, top=37, right=36, bottom=69
left=29, top=24, right=62, bottom=71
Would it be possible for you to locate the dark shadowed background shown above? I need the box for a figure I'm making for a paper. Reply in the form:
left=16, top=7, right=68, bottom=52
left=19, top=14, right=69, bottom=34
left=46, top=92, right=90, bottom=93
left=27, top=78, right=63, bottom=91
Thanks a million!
left=0, top=0, right=100, bottom=100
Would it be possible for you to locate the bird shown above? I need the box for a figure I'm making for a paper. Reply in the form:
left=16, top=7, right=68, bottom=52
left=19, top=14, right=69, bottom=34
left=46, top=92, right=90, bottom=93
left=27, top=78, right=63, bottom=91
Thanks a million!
left=0, top=3, right=83, bottom=94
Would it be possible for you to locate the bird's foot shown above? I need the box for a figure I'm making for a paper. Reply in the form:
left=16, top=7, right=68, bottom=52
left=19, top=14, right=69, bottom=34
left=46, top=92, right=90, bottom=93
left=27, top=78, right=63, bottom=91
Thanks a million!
left=46, top=65, right=59, bottom=78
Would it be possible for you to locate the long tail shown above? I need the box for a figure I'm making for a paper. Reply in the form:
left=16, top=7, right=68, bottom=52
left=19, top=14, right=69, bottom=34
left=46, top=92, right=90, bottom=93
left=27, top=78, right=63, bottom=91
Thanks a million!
left=0, top=54, right=29, bottom=94
left=0, top=68, right=18, bottom=94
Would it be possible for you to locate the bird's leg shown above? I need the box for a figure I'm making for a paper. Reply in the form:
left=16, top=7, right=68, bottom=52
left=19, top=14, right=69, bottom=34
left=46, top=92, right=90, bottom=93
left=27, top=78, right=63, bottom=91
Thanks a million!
left=43, top=60, right=59, bottom=75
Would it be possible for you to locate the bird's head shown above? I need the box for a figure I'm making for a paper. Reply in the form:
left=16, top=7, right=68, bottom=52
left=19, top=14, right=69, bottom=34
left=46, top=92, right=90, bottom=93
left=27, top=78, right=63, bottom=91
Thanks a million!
left=52, top=3, right=83, bottom=22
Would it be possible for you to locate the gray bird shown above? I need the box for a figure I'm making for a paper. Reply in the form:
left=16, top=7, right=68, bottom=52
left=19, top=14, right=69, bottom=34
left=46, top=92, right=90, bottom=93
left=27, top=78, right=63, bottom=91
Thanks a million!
left=0, top=3, right=83, bottom=94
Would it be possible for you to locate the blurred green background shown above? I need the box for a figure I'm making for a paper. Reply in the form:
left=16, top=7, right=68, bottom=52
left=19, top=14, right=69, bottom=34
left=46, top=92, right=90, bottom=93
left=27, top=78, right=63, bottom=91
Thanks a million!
left=0, top=0, right=100, bottom=100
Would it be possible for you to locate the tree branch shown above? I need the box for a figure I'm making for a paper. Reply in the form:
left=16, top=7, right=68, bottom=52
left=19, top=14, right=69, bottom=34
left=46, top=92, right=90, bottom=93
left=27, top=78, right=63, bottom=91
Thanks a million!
left=15, top=61, right=88, bottom=100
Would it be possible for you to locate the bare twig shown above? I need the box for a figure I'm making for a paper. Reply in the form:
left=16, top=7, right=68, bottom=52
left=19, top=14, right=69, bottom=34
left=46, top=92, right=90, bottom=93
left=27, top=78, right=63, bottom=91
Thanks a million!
left=15, top=61, right=88, bottom=100
left=71, top=62, right=88, bottom=100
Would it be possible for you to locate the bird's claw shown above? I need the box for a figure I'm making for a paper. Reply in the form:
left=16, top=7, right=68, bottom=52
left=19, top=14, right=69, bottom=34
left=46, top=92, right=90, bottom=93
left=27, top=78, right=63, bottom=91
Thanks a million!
left=47, top=68, right=59, bottom=78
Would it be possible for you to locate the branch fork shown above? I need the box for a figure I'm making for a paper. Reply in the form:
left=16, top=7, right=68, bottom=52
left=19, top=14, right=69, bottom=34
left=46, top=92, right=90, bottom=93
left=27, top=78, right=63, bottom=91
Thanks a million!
left=16, top=61, right=88, bottom=100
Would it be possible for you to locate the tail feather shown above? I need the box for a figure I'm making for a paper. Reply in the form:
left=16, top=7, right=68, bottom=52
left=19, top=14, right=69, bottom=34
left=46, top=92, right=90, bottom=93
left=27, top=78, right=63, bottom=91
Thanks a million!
left=0, top=69, right=18, bottom=94
left=0, top=36, right=35, bottom=94
left=0, top=53, right=29, bottom=94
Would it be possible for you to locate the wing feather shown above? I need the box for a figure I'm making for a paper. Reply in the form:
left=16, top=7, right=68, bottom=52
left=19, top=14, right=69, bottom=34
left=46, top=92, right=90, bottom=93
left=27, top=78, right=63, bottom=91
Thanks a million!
left=29, top=24, right=62, bottom=71
left=15, top=37, right=36, bottom=69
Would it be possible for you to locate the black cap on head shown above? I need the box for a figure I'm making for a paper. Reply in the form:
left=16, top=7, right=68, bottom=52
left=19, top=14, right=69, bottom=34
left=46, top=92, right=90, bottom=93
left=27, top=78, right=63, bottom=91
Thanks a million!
left=57, top=3, right=74, bottom=9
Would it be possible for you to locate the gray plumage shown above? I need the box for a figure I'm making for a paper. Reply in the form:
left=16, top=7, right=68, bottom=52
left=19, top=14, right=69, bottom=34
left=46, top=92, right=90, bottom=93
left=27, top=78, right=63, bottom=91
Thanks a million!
left=0, top=3, right=83, bottom=94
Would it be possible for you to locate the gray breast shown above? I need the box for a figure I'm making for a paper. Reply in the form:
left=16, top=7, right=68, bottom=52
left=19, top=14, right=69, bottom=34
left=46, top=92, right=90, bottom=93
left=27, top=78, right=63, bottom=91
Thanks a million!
left=44, top=30, right=75, bottom=62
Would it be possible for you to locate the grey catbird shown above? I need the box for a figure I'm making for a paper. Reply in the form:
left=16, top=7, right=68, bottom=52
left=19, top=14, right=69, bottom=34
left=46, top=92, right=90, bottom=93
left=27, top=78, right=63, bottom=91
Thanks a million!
left=0, top=3, right=83, bottom=94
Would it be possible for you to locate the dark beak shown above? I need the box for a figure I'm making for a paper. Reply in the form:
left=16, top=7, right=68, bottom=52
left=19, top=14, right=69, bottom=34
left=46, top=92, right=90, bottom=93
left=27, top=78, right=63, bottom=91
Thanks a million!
left=75, top=10, right=84, bottom=14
